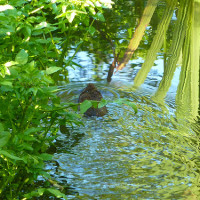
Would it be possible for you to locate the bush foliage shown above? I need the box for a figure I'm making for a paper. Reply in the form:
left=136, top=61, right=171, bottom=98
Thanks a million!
left=0, top=0, right=113, bottom=199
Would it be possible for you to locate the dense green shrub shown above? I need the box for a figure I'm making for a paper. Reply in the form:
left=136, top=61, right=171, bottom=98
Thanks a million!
left=0, top=50, right=71, bottom=199
left=0, top=0, right=113, bottom=199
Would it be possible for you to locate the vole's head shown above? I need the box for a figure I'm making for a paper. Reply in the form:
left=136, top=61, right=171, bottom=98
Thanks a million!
left=85, top=83, right=96, bottom=91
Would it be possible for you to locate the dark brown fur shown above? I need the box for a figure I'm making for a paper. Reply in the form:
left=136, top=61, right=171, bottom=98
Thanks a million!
left=78, top=84, right=107, bottom=117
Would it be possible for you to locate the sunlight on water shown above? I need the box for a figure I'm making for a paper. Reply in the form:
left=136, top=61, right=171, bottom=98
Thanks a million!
left=52, top=0, right=200, bottom=198
left=53, top=81, right=199, bottom=199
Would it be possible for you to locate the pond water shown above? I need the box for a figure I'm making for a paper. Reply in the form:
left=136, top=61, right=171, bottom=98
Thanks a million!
left=48, top=1, right=200, bottom=199
left=50, top=59, right=199, bottom=199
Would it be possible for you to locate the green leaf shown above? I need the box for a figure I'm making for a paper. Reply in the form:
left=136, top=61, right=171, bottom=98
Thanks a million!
left=114, top=98, right=126, bottom=105
left=88, top=26, right=96, bottom=35
left=25, top=26, right=31, bottom=36
left=24, top=188, right=45, bottom=198
left=19, top=143, right=33, bottom=151
left=0, top=150, right=23, bottom=161
left=96, top=12, right=105, bottom=22
left=92, top=101, right=98, bottom=108
left=27, top=61, right=35, bottom=71
left=46, top=66, right=62, bottom=75
left=23, top=135, right=39, bottom=142
left=0, top=123, right=4, bottom=131
left=125, top=101, right=138, bottom=113
left=0, top=131, right=11, bottom=148
left=0, top=81, right=13, bottom=87
left=4, top=61, right=17, bottom=67
left=39, top=171, right=51, bottom=179
left=35, top=21, right=49, bottom=29
left=10, top=68, right=18, bottom=76
left=69, top=61, right=83, bottom=68
left=22, top=26, right=31, bottom=41
left=15, top=49, right=28, bottom=65
left=24, top=127, right=42, bottom=135
left=64, top=112, right=80, bottom=120
left=89, top=7, right=96, bottom=14
left=66, top=11, right=76, bottom=23
left=80, top=100, right=92, bottom=114
left=39, top=153, right=52, bottom=161
left=40, top=86, right=58, bottom=93
left=35, top=39, right=50, bottom=44
left=98, top=99, right=107, bottom=108
left=0, top=5, right=14, bottom=12
left=0, top=85, right=13, bottom=92
left=27, top=87, right=38, bottom=96
left=47, top=188, right=67, bottom=199
left=38, top=188, right=46, bottom=195
left=114, top=98, right=137, bottom=113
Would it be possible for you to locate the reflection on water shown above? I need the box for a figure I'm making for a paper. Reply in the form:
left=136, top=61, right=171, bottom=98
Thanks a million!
left=52, top=80, right=200, bottom=199
left=51, top=0, right=200, bottom=198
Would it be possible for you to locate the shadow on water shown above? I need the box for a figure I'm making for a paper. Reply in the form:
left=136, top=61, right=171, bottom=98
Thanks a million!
left=49, top=82, right=200, bottom=199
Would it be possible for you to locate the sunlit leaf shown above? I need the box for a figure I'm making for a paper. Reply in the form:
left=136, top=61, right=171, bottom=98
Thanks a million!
left=89, top=7, right=96, bottom=14
left=80, top=100, right=92, bottom=114
left=46, top=66, right=62, bottom=75
left=4, top=61, right=17, bottom=67
left=47, top=188, right=67, bottom=199
left=35, top=21, right=49, bottom=29
left=27, top=61, right=35, bottom=71
left=98, top=0, right=114, bottom=8
left=37, top=188, right=45, bottom=195
left=85, top=1, right=95, bottom=7
left=98, top=98, right=107, bottom=108
left=0, top=5, right=14, bottom=12
left=67, top=11, right=76, bottom=23
left=15, top=49, right=28, bottom=65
